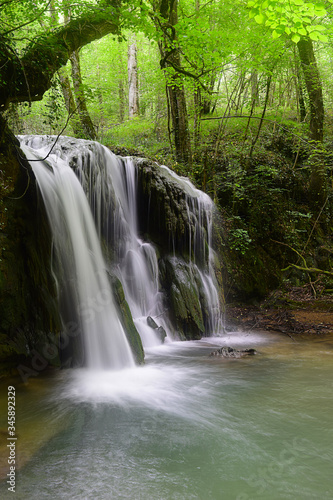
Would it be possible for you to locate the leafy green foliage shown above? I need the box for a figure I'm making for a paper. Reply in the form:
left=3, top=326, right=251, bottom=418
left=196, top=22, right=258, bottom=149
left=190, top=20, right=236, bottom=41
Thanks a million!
left=229, top=228, right=252, bottom=255
left=248, top=0, right=329, bottom=42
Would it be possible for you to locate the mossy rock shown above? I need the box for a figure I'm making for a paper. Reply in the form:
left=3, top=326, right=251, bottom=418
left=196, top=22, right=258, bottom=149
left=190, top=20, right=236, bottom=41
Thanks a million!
left=163, top=257, right=205, bottom=339
left=110, top=275, right=144, bottom=365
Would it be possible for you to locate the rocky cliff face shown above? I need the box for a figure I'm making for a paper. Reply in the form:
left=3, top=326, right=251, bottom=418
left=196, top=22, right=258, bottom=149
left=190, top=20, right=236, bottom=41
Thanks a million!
left=136, top=158, right=224, bottom=339
left=0, top=120, right=61, bottom=375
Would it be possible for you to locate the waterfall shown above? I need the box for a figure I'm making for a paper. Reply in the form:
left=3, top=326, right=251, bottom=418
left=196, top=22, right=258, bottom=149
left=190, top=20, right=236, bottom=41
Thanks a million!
left=19, top=135, right=224, bottom=362
left=158, top=165, right=224, bottom=335
left=19, top=138, right=135, bottom=370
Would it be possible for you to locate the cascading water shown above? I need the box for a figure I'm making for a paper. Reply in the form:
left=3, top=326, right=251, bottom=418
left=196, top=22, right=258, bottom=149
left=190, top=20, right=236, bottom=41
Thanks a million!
left=158, top=165, right=224, bottom=335
left=19, top=135, right=224, bottom=361
left=19, top=138, right=135, bottom=370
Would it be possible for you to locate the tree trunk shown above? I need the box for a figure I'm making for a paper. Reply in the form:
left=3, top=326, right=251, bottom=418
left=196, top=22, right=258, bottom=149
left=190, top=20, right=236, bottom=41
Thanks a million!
left=193, top=85, right=201, bottom=149
left=69, top=50, right=97, bottom=140
left=250, top=71, right=259, bottom=109
left=297, top=38, right=325, bottom=204
left=128, top=37, right=139, bottom=118
left=298, top=81, right=307, bottom=122
left=155, top=0, right=192, bottom=164
left=118, top=79, right=125, bottom=122
left=57, top=66, right=83, bottom=137
left=297, top=38, right=324, bottom=142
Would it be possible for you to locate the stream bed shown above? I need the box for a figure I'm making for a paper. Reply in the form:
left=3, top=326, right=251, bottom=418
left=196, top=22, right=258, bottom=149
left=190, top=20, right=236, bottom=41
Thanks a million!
left=1, top=330, right=333, bottom=499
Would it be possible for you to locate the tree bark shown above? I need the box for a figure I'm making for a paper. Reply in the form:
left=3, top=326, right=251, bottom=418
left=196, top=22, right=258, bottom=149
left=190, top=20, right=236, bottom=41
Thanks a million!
left=297, top=38, right=325, bottom=203
left=193, top=85, right=201, bottom=149
left=69, top=50, right=97, bottom=140
left=154, top=0, right=192, bottom=164
left=128, top=37, right=139, bottom=118
left=297, top=38, right=324, bottom=142
left=57, top=66, right=82, bottom=137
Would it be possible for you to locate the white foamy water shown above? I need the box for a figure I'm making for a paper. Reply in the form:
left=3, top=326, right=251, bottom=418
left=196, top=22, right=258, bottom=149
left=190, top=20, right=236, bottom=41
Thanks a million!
left=20, top=141, right=135, bottom=369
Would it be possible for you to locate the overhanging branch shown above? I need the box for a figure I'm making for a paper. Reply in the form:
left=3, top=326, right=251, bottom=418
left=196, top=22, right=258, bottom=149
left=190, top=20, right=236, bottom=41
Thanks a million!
left=0, top=5, right=121, bottom=110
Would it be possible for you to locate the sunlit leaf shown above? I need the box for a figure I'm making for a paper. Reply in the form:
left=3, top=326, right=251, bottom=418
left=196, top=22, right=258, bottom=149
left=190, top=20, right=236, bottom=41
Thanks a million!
left=291, top=33, right=301, bottom=43
left=254, top=13, right=265, bottom=23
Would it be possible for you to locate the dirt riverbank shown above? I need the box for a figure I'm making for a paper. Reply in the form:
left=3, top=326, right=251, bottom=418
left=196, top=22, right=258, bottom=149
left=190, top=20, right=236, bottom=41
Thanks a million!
left=226, top=285, right=333, bottom=339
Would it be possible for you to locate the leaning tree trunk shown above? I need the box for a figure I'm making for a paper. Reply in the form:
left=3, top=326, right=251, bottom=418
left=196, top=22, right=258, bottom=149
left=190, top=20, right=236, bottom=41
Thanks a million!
left=69, top=50, right=97, bottom=140
left=128, top=37, right=139, bottom=118
left=297, top=38, right=326, bottom=204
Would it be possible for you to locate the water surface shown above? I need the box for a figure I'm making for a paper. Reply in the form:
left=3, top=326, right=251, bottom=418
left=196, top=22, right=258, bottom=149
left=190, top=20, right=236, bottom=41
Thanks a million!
left=1, top=331, right=332, bottom=499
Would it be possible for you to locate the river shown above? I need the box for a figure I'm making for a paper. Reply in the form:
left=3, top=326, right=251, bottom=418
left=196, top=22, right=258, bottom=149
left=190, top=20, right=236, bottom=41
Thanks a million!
left=0, top=330, right=332, bottom=499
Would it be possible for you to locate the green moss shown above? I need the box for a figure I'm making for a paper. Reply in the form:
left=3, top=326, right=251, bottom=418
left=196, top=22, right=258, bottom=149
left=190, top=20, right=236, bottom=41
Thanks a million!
left=165, top=258, right=205, bottom=339
left=111, top=275, right=145, bottom=365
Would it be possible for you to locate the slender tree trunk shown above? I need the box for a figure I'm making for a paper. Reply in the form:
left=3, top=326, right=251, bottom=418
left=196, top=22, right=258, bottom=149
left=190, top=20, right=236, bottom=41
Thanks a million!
left=193, top=85, right=201, bottom=149
left=249, top=75, right=272, bottom=157
left=117, top=45, right=126, bottom=123
left=118, top=79, right=125, bottom=122
left=69, top=50, right=97, bottom=140
left=128, top=36, right=139, bottom=118
left=298, top=81, right=307, bottom=122
left=193, top=0, right=201, bottom=149
left=250, top=71, right=259, bottom=109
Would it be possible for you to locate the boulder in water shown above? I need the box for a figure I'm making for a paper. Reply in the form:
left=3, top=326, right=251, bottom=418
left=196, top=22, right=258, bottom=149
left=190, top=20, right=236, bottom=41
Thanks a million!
left=147, top=317, right=167, bottom=343
left=156, top=326, right=167, bottom=343
left=209, top=347, right=256, bottom=358
left=147, top=316, right=159, bottom=329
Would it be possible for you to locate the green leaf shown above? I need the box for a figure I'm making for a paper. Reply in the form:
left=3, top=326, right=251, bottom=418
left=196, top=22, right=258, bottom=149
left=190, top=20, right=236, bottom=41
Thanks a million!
left=272, top=30, right=281, bottom=39
left=314, top=3, right=327, bottom=15
left=309, top=31, right=319, bottom=40
left=314, top=24, right=326, bottom=31
left=254, top=13, right=265, bottom=24
left=291, top=33, right=301, bottom=43
left=249, top=8, right=258, bottom=18
left=276, top=24, right=286, bottom=33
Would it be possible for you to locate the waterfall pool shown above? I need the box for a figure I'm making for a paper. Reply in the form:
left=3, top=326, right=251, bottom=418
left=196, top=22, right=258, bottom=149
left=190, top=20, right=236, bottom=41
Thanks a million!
left=1, top=330, right=332, bottom=499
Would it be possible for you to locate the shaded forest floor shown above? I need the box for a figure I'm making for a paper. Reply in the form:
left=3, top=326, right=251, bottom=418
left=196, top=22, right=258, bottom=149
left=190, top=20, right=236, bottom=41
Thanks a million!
left=226, top=283, right=333, bottom=338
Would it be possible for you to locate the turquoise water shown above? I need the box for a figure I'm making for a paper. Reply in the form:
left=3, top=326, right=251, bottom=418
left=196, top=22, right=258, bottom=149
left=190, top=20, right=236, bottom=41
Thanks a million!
left=1, top=331, right=332, bottom=499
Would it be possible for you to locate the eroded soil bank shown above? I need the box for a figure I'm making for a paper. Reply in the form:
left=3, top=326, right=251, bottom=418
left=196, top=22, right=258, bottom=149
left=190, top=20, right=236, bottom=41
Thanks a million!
left=226, top=284, right=333, bottom=339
